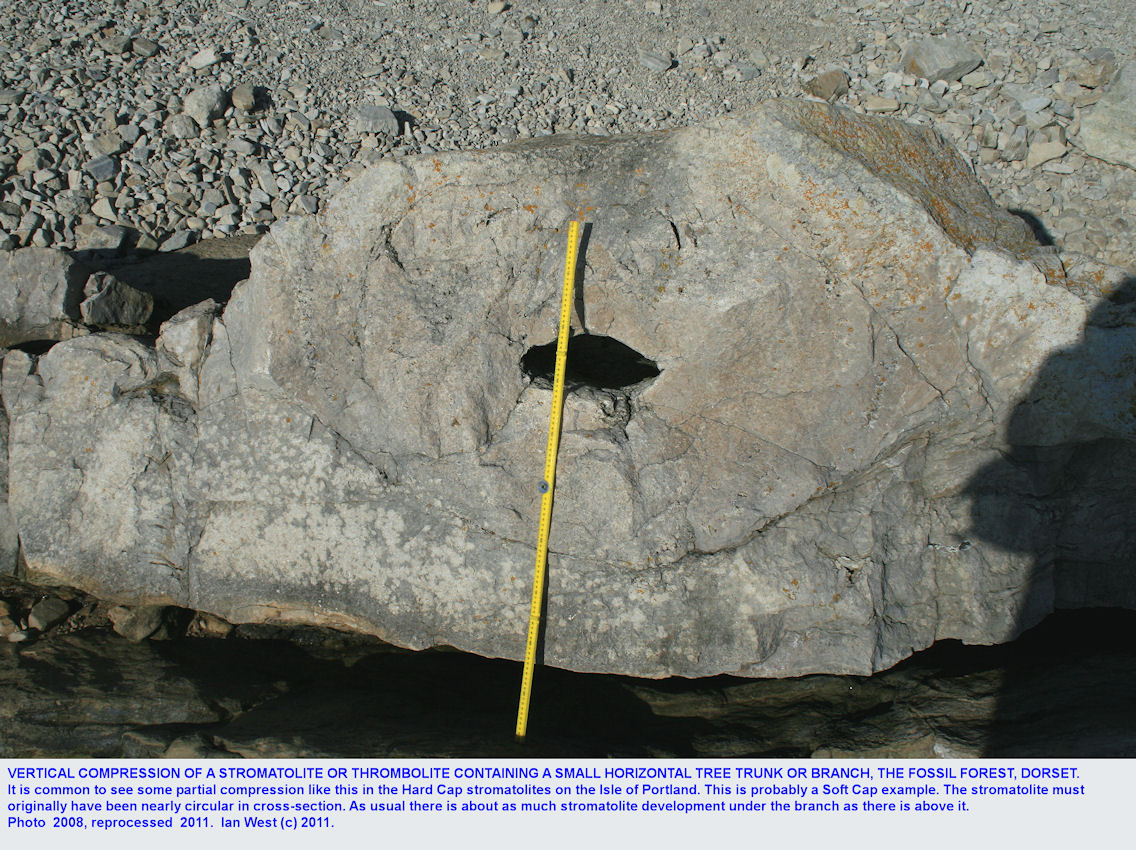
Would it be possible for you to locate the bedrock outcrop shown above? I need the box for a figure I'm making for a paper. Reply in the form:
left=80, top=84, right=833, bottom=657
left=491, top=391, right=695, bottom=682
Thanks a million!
left=4, top=100, right=1135, bottom=677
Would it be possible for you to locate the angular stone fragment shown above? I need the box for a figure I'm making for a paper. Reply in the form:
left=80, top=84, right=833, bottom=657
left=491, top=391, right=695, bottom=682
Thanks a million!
left=28, top=597, right=70, bottom=631
left=1076, top=62, right=1136, bottom=170
left=187, top=47, right=220, bottom=70
left=132, top=38, right=160, bottom=58
left=16, top=148, right=51, bottom=175
left=0, top=248, right=88, bottom=347
left=159, top=231, right=195, bottom=253
left=184, top=86, right=228, bottom=129
left=109, top=605, right=171, bottom=642
left=79, top=271, right=154, bottom=330
left=639, top=50, right=674, bottom=72
left=84, top=156, right=118, bottom=182
left=901, top=37, right=983, bottom=82
left=1026, top=140, right=1066, bottom=169
left=156, top=300, right=219, bottom=403
left=803, top=70, right=850, bottom=102
left=164, top=113, right=200, bottom=140
left=231, top=83, right=256, bottom=111
left=1069, top=48, right=1118, bottom=89
left=74, top=223, right=127, bottom=254
left=354, top=103, right=399, bottom=135
left=5, top=102, right=1135, bottom=679
left=100, top=35, right=132, bottom=54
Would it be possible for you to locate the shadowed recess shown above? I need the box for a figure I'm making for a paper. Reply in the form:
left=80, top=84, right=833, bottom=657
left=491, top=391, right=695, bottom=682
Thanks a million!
left=521, top=334, right=660, bottom=390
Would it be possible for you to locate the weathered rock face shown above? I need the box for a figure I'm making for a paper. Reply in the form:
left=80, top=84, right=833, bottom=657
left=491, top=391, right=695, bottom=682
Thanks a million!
left=1076, top=61, right=1136, bottom=171
left=0, top=248, right=88, bottom=347
left=4, top=100, right=1135, bottom=677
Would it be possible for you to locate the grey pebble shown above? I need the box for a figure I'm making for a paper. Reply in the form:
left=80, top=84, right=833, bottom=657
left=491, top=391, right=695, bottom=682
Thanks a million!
left=101, top=35, right=133, bottom=55
left=28, top=597, right=70, bottom=632
left=639, top=51, right=674, bottom=72
left=85, top=156, right=118, bottom=182
left=184, top=86, right=228, bottom=128
left=354, top=103, right=399, bottom=135
left=232, top=83, right=256, bottom=111
left=164, top=113, right=200, bottom=139
left=132, top=38, right=160, bottom=58
left=159, top=230, right=195, bottom=252
left=187, top=47, right=220, bottom=70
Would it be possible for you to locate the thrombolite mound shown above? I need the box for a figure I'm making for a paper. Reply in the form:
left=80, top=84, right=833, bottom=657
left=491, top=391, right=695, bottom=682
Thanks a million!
left=4, top=100, right=1135, bottom=678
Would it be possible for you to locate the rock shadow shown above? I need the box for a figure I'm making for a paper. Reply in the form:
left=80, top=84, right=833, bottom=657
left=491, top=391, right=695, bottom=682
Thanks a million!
left=1007, top=208, right=1055, bottom=247
left=962, top=276, right=1136, bottom=755
left=75, top=233, right=259, bottom=330
left=147, top=635, right=712, bottom=757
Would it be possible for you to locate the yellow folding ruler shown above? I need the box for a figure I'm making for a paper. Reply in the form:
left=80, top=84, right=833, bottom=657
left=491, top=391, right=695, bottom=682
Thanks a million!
left=515, top=219, right=580, bottom=742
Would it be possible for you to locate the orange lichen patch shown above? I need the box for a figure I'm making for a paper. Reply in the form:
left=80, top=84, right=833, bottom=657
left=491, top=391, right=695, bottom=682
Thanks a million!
left=776, top=99, right=1047, bottom=270
left=523, top=204, right=537, bottom=213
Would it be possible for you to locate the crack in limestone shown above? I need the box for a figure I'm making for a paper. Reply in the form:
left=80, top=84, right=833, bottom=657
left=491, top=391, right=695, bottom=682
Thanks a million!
left=893, top=333, right=947, bottom=404
left=942, top=299, right=997, bottom=424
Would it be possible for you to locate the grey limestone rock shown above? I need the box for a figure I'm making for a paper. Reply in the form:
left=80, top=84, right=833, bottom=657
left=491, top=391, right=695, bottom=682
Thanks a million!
left=901, top=37, right=983, bottom=82
left=79, top=271, right=154, bottom=330
left=353, top=104, right=399, bottom=135
left=1076, top=62, right=1136, bottom=171
left=84, top=156, right=118, bottom=182
left=108, top=605, right=177, bottom=642
left=5, top=102, right=1136, bottom=678
left=184, top=86, right=228, bottom=129
left=231, top=83, right=256, bottom=112
left=803, top=70, right=850, bottom=102
left=27, top=596, right=70, bottom=631
left=164, top=113, right=200, bottom=140
left=0, top=248, right=88, bottom=347
left=187, top=47, right=220, bottom=71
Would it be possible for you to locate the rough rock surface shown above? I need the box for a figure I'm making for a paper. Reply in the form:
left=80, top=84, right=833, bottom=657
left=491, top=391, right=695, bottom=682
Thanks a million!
left=900, top=37, right=983, bottom=82
left=0, top=248, right=89, bottom=347
left=5, top=101, right=1136, bottom=678
left=1076, top=61, right=1136, bottom=170
left=79, top=271, right=154, bottom=330
left=0, top=404, right=16, bottom=577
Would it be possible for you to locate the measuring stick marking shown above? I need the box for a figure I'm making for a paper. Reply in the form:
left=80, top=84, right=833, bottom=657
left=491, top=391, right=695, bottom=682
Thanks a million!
left=515, top=219, right=580, bottom=742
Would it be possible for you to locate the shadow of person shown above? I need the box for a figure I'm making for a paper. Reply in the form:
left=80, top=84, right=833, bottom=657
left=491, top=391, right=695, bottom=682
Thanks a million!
left=963, top=275, right=1136, bottom=755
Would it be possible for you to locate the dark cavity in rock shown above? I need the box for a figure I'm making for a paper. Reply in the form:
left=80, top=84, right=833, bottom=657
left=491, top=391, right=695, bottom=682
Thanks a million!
left=521, top=334, right=660, bottom=390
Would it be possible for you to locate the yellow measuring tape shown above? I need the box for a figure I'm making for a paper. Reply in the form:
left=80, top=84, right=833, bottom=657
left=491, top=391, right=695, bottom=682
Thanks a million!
left=515, top=219, right=580, bottom=742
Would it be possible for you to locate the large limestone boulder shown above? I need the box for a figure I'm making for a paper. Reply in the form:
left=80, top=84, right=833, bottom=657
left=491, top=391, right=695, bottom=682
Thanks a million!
left=5, top=101, right=1135, bottom=677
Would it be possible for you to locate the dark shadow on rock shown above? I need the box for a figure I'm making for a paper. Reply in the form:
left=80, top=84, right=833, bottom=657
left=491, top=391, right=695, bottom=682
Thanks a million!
left=74, top=233, right=260, bottom=329
left=148, top=635, right=710, bottom=758
left=573, top=221, right=592, bottom=331
left=393, top=109, right=415, bottom=134
left=963, top=277, right=1136, bottom=755
left=1007, top=208, right=1055, bottom=246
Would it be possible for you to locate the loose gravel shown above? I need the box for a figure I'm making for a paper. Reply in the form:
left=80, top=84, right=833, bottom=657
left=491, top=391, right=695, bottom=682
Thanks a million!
left=0, top=0, right=1132, bottom=271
